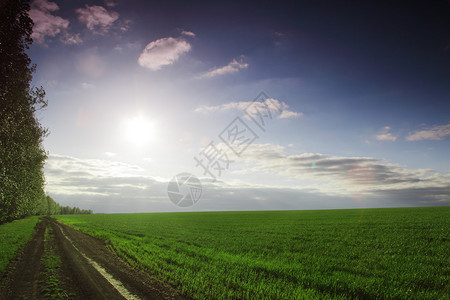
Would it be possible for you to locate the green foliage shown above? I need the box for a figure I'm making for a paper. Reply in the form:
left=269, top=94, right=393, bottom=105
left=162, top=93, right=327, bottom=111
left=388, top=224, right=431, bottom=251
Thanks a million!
left=56, top=207, right=450, bottom=299
left=37, top=195, right=93, bottom=216
left=57, top=204, right=93, bottom=215
left=41, top=225, right=71, bottom=299
left=0, top=216, right=39, bottom=274
left=0, top=0, right=48, bottom=223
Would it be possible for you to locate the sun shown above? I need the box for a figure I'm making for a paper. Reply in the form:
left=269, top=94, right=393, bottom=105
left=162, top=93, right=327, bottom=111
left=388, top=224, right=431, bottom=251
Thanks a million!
left=124, top=116, right=155, bottom=146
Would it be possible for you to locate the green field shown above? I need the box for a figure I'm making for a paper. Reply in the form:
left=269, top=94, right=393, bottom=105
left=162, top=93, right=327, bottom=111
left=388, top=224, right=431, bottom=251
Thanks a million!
left=55, top=207, right=449, bottom=299
left=0, top=216, right=40, bottom=274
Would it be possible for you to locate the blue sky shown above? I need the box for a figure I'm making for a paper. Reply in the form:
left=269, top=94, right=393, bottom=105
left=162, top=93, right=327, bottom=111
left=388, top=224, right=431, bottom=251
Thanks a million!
left=28, top=0, right=450, bottom=212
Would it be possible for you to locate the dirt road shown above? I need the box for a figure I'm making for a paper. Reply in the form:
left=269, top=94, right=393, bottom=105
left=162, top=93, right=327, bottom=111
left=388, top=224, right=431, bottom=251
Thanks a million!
left=0, top=217, right=186, bottom=299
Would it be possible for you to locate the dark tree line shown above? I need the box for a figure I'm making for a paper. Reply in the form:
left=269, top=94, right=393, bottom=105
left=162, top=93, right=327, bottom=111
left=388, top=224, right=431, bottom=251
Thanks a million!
left=0, top=0, right=92, bottom=224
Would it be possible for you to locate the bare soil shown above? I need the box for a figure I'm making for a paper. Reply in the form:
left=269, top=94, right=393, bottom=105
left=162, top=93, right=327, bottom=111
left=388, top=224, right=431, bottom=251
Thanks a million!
left=0, top=217, right=187, bottom=300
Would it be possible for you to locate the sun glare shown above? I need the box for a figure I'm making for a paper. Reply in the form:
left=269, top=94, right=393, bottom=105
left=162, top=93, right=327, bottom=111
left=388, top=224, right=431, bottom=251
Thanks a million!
left=124, top=116, right=155, bottom=146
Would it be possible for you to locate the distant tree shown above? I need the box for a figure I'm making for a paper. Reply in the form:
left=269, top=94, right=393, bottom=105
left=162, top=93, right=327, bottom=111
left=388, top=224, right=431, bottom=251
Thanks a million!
left=55, top=202, right=60, bottom=215
left=52, top=202, right=93, bottom=215
left=43, top=195, right=58, bottom=215
left=0, top=0, right=48, bottom=224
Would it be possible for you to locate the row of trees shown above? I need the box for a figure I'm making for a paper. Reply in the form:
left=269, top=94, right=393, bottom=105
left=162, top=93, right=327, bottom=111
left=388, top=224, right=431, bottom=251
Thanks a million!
left=0, top=0, right=47, bottom=224
left=43, top=196, right=93, bottom=216
left=0, top=1, right=92, bottom=224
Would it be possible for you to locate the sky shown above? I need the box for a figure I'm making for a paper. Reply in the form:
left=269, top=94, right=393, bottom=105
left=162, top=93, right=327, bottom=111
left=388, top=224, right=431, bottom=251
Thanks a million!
left=27, top=0, right=450, bottom=213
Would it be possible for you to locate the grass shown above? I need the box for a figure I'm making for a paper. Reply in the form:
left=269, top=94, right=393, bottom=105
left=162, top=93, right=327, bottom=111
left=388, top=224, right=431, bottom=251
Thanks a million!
left=0, top=216, right=40, bottom=275
left=55, top=207, right=449, bottom=299
left=41, top=225, right=72, bottom=299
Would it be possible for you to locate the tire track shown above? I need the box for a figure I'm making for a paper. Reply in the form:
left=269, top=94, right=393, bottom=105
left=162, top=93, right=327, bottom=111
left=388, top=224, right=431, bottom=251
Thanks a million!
left=1, top=218, right=186, bottom=299
left=55, top=223, right=139, bottom=300
left=50, top=218, right=185, bottom=300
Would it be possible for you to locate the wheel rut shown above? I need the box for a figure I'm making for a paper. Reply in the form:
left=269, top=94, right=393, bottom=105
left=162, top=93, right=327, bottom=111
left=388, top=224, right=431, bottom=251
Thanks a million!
left=0, top=217, right=186, bottom=300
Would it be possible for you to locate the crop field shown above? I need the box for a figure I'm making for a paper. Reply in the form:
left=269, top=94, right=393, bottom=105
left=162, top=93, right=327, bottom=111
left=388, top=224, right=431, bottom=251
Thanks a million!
left=55, top=207, right=449, bottom=299
left=0, top=216, right=40, bottom=274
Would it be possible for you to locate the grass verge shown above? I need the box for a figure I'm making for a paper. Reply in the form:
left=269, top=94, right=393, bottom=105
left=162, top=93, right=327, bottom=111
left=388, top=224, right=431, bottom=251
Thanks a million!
left=0, top=216, right=40, bottom=275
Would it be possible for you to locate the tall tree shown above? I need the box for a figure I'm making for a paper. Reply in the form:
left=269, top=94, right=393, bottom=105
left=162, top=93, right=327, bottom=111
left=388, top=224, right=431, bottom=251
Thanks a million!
left=0, top=0, right=48, bottom=223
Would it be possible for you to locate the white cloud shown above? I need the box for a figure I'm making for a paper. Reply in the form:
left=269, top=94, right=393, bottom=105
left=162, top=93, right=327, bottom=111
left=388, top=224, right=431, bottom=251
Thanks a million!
left=48, top=154, right=144, bottom=176
left=44, top=154, right=171, bottom=213
left=279, top=110, right=303, bottom=119
left=181, top=30, right=196, bottom=37
left=76, top=5, right=119, bottom=34
left=45, top=154, right=149, bottom=195
left=138, top=37, right=191, bottom=70
left=44, top=152, right=449, bottom=213
left=195, top=98, right=302, bottom=119
left=103, top=152, right=117, bottom=157
left=200, top=57, right=248, bottom=78
left=374, top=126, right=397, bottom=141
left=29, top=0, right=70, bottom=45
left=406, top=124, right=450, bottom=141
left=195, top=101, right=250, bottom=113
left=375, top=133, right=397, bottom=141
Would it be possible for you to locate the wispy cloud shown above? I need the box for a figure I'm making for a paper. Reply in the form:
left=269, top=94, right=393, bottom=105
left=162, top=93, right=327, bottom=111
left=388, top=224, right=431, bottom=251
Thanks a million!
left=60, top=32, right=82, bottom=45
left=374, top=126, right=397, bottom=141
left=200, top=57, right=248, bottom=78
left=44, top=152, right=449, bottom=213
left=279, top=110, right=303, bottom=119
left=76, top=5, right=119, bottom=34
left=138, top=37, right=191, bottom=70
left=45, top=154, right=149, bottom=195
left=406, top=124, right=450, bottom=141
left=29, top=0, right=70, bottom=45
left=195, top=98, right=302, bottom=119
left=103, top=152, right=117, bottom=157
left=33, top=0, right=59, bottom=11
left=236, top=143, right=450, bottom=203
left=44, top=154, right=178, bottom=212
left=43, top=153, right=356, bottom=212
left=181, top=30, right=196, bottom=37
left=104, top=1, right=117, bottom=7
